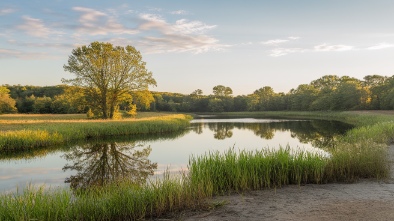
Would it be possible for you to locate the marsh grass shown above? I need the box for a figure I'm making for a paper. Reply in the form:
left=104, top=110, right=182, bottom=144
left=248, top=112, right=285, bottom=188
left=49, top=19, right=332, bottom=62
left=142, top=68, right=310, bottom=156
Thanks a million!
left=0, top=113, right=192, bottom=152
left=324, top=141, right=389, bottom=182
left=188, top=147, right=327, bottom=196
left=0, top=174, right=203, bottom=221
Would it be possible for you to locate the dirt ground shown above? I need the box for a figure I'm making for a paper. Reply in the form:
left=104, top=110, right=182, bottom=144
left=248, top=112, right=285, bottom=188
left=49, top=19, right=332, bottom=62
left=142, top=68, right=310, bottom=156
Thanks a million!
left=158, top=145, right=394, bottom=221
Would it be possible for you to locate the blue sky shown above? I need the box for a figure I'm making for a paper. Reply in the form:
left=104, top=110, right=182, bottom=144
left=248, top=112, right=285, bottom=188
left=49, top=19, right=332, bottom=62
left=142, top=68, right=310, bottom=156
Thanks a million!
left=1, top=0, right=393, bottom=95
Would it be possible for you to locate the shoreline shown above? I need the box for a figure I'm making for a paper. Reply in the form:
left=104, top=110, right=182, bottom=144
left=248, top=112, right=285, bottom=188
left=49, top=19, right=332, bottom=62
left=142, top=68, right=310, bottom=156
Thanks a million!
left=161, top=145, right=394, bottom=221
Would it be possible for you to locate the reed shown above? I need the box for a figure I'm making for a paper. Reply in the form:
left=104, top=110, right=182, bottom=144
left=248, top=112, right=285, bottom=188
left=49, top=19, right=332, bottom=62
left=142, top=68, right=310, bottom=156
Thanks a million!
left=188, top=147, right=327, bottom=196
left=0, top=174, right=203, bottom=221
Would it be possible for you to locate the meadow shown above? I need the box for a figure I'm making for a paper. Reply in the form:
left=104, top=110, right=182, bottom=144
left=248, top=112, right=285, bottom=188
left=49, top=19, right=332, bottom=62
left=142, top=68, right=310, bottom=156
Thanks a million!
left=0, top=111, right=393, bottom=220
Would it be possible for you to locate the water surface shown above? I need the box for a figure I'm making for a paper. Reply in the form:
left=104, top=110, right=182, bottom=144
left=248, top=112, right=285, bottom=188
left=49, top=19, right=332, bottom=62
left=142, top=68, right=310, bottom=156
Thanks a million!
left=0, top=118, right=352, bottom=192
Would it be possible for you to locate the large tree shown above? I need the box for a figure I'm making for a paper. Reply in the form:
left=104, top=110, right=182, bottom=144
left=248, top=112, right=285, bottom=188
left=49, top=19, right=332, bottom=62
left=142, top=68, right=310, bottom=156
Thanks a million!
left=63, top=42, right=156, bottom=119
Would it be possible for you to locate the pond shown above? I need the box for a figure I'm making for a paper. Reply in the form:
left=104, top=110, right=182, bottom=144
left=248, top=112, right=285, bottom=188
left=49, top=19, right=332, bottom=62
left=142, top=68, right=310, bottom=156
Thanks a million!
left=0, top=117, right=352, bottom=193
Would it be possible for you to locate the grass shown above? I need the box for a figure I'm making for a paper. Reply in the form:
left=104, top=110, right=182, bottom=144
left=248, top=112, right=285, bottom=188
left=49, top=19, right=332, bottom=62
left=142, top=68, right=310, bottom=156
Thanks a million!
left=0, top=111, right=393, bottom=220
left=0, top=113, right=192, bottom=152
left=188, top=147, right=327, bottom=196
left=0, top=174, right=202, bottom=221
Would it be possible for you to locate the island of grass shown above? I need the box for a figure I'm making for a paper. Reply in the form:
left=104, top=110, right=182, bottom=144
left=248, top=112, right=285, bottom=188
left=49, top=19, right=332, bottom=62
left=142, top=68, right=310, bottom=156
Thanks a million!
left=0, top=111, right=393, bottom=220
left=0, top=112, right=192, bottom=152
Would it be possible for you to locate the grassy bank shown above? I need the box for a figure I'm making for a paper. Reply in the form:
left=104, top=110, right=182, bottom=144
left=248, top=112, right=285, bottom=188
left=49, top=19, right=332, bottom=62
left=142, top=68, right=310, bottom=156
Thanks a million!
left=0, top=113, right=192, bottom=152
left=212, top=111, right=393, bottom=182
left=0, top=175, right=201, bottom=221
left=0, top=111, right=393, bottom=220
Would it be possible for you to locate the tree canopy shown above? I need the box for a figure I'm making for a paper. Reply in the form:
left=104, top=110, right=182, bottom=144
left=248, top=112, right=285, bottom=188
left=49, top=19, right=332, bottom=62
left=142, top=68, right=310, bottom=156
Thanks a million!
left=63, top=42, right=156, bottom=119
left=0, top=86, right=17, bottom=114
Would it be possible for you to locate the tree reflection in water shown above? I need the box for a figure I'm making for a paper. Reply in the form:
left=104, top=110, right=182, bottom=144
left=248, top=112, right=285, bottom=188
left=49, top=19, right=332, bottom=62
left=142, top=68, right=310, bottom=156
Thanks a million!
left=198, top=120, right=352, bottom=148
left=208, top=123, right=234, bottom=140
left=62, top=142, right=157, bottom=190
left=192, top=123, right=204, bottom=134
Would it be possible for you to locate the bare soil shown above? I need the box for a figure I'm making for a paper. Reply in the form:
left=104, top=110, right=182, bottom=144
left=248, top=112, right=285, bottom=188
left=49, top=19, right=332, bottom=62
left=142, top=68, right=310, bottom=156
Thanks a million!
left=157, top=145, right=394, bottom=221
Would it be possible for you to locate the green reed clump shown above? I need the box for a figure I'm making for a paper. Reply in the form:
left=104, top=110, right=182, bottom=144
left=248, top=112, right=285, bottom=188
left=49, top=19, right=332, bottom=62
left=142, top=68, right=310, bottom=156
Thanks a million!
left=0, top=185, right=72, bottom=221
left=0, top=173, right=204, bottom=221
left=188, top=147, right=327, bottom=196
left=324, top=140, right=389, bottom=182
left=342, top=121, right=394, bottom=144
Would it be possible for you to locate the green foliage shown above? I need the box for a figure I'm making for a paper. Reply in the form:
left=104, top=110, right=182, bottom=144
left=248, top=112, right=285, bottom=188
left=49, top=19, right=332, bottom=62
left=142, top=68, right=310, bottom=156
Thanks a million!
left=132, top=90, right=155, bottom=111
left=212, top=85, right=233, bottom=97
left=51, top=86, right=87, bottom=114
left=208, top=98, right=224, bottom=112
left=86, top=108, right=94, bottom=118
left=0, top=86, right=17, bottom=114
left=127, top=104, right=137, bottom=117
left=63, top=41, right=156, bottom=119
left=33, top=96, right=53, bottom=113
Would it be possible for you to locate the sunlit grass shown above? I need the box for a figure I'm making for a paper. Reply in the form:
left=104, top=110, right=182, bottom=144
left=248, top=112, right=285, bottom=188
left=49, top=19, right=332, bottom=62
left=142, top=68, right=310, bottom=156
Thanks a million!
left=0, top=113, right=192, bottom=152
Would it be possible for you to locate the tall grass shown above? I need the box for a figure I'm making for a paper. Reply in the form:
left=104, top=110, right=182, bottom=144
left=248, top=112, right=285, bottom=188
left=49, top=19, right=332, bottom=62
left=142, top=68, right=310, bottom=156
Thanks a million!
left=0, top=114, right=192, bottom=152
left=0, top=174, right=202, bottom=221
left=188, top=147, right=327, bottom=196
left=324, top=140, right=389, bottom=182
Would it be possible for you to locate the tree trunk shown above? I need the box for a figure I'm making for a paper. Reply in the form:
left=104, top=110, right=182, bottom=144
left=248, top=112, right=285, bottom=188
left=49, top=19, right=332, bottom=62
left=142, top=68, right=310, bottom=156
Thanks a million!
left=101, top=92, right=108, bottom=119
left=108, top=95, right=117, bottom=119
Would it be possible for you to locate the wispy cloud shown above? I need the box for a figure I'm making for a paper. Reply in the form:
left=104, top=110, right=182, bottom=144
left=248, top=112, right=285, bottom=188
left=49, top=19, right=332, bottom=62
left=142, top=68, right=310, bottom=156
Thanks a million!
left=137, top=13, right=227, bottom=54
left=17, top=16, right=51, bottom=38
left=314, top=43, right=354, bottom=52
left=147, top=7, right=162, bottom=12
left=0, top=48, right=20, bottom=57
left=0, top=48, right=51, bottom=60
left=174, top=19, right=216, bottom=34
left=73, top=7, right=138, bottom=35
left=0, top=8, right=15, bottom=15
left=7, top=39, right=74, bottom=50
left=270, top=48, right=305, bottom=57
left=267, top=41, right=394, bottom=57
left=367, top=43, right=394, bottom=50
left=261, top=36, right=299, bottom=46
left=171, top=10, right=188, bottom=15
left=261, top=39, right=289, bottom=45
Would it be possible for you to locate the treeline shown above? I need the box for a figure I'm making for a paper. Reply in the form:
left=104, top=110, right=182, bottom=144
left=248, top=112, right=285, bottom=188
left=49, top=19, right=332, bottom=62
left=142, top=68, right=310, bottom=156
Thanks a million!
left=1, top=74, right=393, bottom=114
left=1, top=85, right=86, bottom=114
left=150, top=75, right=394, bottom=112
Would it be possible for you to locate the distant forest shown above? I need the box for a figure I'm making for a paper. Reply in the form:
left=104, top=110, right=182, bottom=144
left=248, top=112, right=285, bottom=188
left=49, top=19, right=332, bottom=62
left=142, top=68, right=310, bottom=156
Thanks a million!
left=1, top=74, right=394, bottom=114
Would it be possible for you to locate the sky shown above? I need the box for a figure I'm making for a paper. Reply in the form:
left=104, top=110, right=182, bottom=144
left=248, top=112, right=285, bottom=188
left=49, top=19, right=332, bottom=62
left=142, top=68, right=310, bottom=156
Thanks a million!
left=1, top=0, right=394, bottom=95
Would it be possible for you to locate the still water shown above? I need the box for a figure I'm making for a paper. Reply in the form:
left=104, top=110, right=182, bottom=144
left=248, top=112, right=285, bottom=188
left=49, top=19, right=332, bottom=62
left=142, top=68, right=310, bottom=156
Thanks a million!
left=0, top=117, right=352, bottom=192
